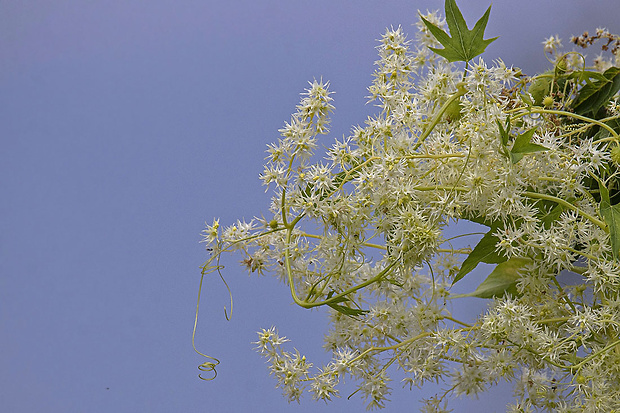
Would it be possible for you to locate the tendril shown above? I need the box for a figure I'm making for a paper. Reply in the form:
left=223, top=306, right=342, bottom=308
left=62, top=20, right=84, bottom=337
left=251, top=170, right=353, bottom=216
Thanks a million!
left=192, top=257, right=233, bottom=380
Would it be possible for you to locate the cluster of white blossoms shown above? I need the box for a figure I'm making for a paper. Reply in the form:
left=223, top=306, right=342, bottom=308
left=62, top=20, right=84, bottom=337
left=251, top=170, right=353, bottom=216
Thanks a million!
left=199, top=5, right=620, bottom=412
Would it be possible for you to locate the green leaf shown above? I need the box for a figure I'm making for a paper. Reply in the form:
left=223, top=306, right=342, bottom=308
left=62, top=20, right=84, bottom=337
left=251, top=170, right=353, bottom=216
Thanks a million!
left=420, top=0, right=498, bottom=63
left=451, top=257, right=531, bottom=299
left=592, top=117, right=620, bottom=141
left=384, top=276, right=404, bottom=288
left=324, top=290, right=348, bottom=304
left=594, top=175, right=620, bottom=261
left=540, top=203, right=565, bottom=230
left=495, top=118, right=513, bottom=160
left=600, top=201, right=620, bottom=261
left=453, top=227, right=507, bottom=285
left=592, top=173, right=611, bottom=205
left=300, top=182, right=314, bottom=200
left=497, top=122, right=548, bottom=164
left=324, top=290, right=367, bottom=316
left=461, top=211, right=501, bottom=229
left=327, top=302, right=368, bottom=317
left=510, top=127, right=548, bottom=164
left=519, top=91, right=533, bottom=107
left=572, top=66, right=620, bottom=116
left=331, top=170, right=349, bottom=189
left=496, top=118, right=510, bottom=147
left=567, top=69, right=608, bottom=85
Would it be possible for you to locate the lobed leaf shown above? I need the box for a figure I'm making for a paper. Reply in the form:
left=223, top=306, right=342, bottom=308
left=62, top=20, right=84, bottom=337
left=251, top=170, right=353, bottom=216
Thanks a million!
left=420, top=0, right=497, bottom=63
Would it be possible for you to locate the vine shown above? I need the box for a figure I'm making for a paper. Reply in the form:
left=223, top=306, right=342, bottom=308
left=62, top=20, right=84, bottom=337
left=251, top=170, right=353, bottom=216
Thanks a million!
left=196, top=0, right=620, bottom=410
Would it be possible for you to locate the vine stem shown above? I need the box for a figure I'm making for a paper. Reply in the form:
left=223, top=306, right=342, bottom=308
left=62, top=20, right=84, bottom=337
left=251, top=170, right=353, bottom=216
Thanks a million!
left=511, top=107, right=619, bottom=143
left=523, top=191, right=607, bottom=230
left=347, top=325, right=477, bottom=366
left=413, top=83, right=468, bottom=151
left=284, top=225, right=399, bottom=309
left=570, top=339, right=620, bottom=374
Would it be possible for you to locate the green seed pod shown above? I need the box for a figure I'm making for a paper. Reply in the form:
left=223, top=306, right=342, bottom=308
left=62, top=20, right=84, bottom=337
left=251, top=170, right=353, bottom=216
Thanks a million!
left=269, top=219, right=279, bottom=229
left=542, top=95, right=554, bottom=108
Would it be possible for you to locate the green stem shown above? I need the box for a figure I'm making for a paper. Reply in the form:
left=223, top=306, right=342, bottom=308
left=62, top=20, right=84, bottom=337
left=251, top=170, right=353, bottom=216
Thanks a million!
left=571, top=339, right=620, bottom=373
left=514, top=107, right=619, bottom=143
left=413, top=83, right=468, bottom=151
left=523, top=191, right=606, bottom=230
left=551, top=276, right=577, bottom=313
left=284, top=225, right=399, bottom=309
left=281, top=188, right=289, bottom=228
left=442, top=315, right=472, bottom=328
left=537, top=317, right=570, bottom=325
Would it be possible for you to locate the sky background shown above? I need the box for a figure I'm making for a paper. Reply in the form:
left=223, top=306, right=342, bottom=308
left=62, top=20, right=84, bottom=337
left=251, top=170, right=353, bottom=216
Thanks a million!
left=2, top=1, right=620, bottom=412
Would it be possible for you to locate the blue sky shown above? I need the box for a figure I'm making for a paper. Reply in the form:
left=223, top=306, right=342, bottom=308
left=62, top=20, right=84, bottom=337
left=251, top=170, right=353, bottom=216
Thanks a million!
left=2, top=1, right=620, bottom=412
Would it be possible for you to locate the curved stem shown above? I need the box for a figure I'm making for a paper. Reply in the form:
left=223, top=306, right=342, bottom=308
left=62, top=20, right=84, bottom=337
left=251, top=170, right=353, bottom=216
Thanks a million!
left=512, top=107, right=619, bottom=143
left=523, top=191, right=606, bottom=230
left=192, top=265, right=223, bottom=381
left=413, top=83, right=468, bottom=151
left=281, top=188, right=289, bottom=228
left=348, top=325, right=477, bottom=366
left=284, top=225, right=399, bottom=309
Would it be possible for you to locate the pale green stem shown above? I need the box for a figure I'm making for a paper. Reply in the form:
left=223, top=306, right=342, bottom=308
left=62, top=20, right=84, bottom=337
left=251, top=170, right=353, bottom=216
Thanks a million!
left=513, top=107, right=619, bottom=143
left=523, top=191, right=606, bottom=230
left=404, top=153, right=466, bottom=159
left=537, top=317, right=570, bottom=325
left=413, top=185, right=468, bottom=192
left=412, top=83, right=468, bottom=151
left=571, top=339, right=620, bottom=374
left=281, top=188, right=289, bottom=228
left=299, top=232, right=387, bottom=250
left=299, top=231, right=470, bottom=254
left=284, top=225, right=399, bottom=309
left=348, top=325, right=476, bottom=366
left=442, top=315, right=472, bottom=328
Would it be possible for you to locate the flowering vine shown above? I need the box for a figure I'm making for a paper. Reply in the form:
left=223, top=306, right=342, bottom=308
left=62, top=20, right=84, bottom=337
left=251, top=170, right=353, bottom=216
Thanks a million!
left=195, top=0, right=620, bottom=411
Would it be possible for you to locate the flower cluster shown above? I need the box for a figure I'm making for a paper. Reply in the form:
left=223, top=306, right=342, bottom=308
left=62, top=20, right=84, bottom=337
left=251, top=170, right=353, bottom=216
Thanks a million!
left=198, top=2, right=620, bottom=411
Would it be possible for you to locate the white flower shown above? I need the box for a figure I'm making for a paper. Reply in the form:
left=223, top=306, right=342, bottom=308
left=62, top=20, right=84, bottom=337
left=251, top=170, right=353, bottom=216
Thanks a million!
left=206, top=10, right=620, bottom=411
left=200, top=218, right=219, bottom=246
left=542, top=35, right=562, bottom=54
left=309, top=369, right=339, bottom=402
